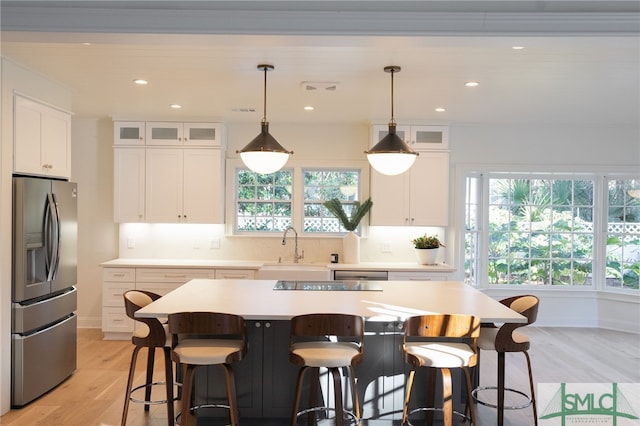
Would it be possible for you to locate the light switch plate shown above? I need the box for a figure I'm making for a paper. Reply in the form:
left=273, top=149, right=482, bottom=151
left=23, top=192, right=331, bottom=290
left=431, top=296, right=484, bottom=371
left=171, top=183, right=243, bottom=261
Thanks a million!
left=210, top=237, right=220, bottom=249
left=381, top=241, right=392, bottom=253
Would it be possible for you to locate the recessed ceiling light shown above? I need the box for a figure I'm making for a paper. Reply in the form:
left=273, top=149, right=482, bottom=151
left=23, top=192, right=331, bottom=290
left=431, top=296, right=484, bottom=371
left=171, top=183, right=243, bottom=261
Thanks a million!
left=170, top=104, right=182, bottom=109
left=465, top=81, right=479, bottom=87
left=435, top=107, right=446, bottom=112
left=303, top=105, right=315, bottom=111
left=512, top=46, right=525, bottom=50
left=81, top=42, right=92, bottom=46
left=133, top=79, right=148, bottom=85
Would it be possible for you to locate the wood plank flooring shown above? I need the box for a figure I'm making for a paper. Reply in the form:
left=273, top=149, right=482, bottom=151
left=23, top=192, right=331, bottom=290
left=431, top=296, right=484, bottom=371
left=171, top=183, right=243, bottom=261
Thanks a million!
left=1, top=327, right=638, bottom=425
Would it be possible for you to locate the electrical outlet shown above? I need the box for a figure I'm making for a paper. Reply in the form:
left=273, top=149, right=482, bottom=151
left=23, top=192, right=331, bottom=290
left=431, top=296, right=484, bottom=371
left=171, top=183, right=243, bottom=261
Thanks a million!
left=127, top=237, right=136, bottom=249
left=210, top=237, right=220, bottom=249
left=193, top=239, right=201, bottom=249
left=381, top=241, right=392, bottom=253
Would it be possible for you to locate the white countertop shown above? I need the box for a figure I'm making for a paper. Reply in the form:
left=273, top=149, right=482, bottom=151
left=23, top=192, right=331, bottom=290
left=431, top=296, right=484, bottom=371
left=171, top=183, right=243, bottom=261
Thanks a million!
left=136, top=279, right=525, bottom=324
left=101, top=258, right=455, bottom=272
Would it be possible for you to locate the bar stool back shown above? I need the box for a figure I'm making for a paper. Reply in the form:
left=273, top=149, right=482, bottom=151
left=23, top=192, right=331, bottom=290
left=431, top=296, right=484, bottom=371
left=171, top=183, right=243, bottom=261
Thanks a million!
left=168, top=312, right=247, bottom=426
left=402, top=314, right=480, bottom=426
left=473, top=295, right=539, bottom=425
left=289, top=313, right=364, bottom=426
left=121, top=290, right=174, bottom=426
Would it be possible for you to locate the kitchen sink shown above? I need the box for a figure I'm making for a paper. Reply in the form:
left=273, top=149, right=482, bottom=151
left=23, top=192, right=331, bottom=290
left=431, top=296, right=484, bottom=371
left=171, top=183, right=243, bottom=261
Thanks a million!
left=258, top=263, right=331, bottom=281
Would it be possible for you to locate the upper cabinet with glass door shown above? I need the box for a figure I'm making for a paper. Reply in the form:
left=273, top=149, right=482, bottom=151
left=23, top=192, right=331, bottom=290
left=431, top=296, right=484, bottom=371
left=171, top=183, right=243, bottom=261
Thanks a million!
left=372, top=124, right=449, bottom=151
left=114, top=121, right=145, bottom=145
left=145, top=122, right=224, bottom=147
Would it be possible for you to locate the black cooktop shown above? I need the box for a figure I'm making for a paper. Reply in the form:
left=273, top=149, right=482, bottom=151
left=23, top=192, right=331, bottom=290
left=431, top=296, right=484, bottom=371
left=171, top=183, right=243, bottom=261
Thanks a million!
left=273, top=280, right=383, bottom=291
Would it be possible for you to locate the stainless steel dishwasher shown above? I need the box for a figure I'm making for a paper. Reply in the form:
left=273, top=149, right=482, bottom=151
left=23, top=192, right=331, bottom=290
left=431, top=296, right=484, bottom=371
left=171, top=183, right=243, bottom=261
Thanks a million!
left=333, top=269, right=388, bottom=281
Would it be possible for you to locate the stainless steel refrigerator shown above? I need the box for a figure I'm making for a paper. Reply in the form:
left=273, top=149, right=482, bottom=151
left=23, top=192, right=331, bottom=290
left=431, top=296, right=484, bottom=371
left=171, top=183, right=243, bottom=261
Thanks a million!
left=11, top=176, right=78, bottom=407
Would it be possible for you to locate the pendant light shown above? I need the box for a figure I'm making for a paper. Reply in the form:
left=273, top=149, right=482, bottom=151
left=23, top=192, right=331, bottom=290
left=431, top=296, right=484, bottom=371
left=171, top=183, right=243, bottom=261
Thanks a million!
left=237, top=64, right=293, bottom=174
left=365, top=66, right=418, bottom=176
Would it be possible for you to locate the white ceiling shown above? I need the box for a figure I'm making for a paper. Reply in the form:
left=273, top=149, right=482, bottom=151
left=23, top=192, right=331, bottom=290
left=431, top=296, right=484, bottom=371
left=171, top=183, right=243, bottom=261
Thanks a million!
left=1, top=1, right=639, bottom=126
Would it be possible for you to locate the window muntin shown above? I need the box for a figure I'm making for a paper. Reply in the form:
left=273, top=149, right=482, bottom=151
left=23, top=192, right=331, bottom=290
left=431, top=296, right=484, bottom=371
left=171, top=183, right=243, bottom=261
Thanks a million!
left=303, top=169, right=360, bottom=233
left=236, top=169, right=292, bottom=232
left=486, top=176, right=595, bottom=286
left=606, top=179, right=640, bottom=290
left=464, top=174, right=481, bottom=287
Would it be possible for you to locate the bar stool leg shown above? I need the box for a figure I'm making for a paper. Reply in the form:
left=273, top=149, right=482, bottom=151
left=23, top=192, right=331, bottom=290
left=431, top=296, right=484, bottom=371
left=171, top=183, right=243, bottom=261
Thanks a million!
left=497, top=352, right=506, bottom=426
left=180, top=364, right=196, bottom=426
left=222, top=364, right=239, bottom=426
left=144, top=348, right=156, bottom=412
left=441, top=368, right=453, bottom=426
left=524, top=351, right=538, bottom=426
left=162, top=347, right=174, bottom=426
left=329, top=367, right=344, bottom=426
left=121, top=346, right=142, bottom=426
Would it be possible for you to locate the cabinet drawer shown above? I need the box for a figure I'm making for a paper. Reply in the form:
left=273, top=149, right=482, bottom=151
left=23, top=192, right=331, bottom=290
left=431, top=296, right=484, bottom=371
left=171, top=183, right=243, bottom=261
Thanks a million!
left=103, top=282, right=134, bottom=306
left=388, top=271, right=449, bottom=281
left=136, top=268, right=214, bottom=283
left=102, top=307, right=134, bottom=332
left=136, top=282, right=182, bottom=296
left=103, top=268, right=136, bottom=282
left=214, top=269, right=256, bottom=280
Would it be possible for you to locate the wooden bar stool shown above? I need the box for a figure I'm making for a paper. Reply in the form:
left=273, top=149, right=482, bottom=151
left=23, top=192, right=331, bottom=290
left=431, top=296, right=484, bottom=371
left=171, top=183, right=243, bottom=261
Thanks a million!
left=289, top=313, right=364, bottom=426
left=472, top=295, right=539, bottom=426
left=401, top=314, right=480, bottom=426
left=168, top=312, right=247, bottom=426
left=121, top=290, right=175, bottom=426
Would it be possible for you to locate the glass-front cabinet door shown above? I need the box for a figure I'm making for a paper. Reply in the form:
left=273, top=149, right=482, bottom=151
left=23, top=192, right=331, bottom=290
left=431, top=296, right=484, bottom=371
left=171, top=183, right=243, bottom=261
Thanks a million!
left=371, top=124, right=448, bottom=151
left=183, top=123, right=223, bottom=147
left=145, top=122, right=183, bottom=145
left=114, top=121, right=145, bottom=145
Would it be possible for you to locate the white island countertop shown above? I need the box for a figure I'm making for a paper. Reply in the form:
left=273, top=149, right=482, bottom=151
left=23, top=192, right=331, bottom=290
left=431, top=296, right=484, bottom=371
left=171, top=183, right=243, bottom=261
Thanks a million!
left=136, top=279, right=525, bottom=324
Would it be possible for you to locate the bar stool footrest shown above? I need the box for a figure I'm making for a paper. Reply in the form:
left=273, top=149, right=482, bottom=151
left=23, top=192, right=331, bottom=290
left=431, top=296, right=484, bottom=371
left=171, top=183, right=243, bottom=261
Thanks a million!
left=129, top=381, right=179, bottom=405
left=472, top=386, right=532, bottom=410
left=175, top=403, right=232, bottom=425
left=295, top=406, right=358, bottom=424
left=406, top=407, right=471, bottom=425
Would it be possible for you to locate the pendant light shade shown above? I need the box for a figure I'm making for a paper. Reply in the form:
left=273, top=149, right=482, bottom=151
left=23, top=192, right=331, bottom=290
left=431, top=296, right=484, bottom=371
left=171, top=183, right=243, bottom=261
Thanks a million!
left=237, top=64, right=292, bottom=175
left=365, top=66, right=418, bottom=176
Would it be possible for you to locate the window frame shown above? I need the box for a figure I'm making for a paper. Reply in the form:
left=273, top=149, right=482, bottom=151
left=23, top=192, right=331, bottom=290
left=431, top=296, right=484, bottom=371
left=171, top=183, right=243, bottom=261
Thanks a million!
left=456, top=164, right=639, bottom=294
left=225, top=158, right=370, bottom=237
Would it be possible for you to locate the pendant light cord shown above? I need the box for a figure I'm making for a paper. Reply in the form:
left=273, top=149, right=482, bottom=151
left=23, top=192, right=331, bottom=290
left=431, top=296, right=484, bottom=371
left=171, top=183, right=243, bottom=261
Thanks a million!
left=262, top=66, right=268, bottom=124
left=390, top=68, right=395, bottom=125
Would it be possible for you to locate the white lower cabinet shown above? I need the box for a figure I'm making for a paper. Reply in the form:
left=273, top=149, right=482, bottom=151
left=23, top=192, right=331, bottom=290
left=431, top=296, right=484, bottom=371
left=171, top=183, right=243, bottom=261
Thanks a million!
left=102, top=266, right=215, bottom=339
left=102, top=268, right=136, bottom=338
left=388, top=271, right=451, bottom=281
left=215, top=269, right=256, bottom=279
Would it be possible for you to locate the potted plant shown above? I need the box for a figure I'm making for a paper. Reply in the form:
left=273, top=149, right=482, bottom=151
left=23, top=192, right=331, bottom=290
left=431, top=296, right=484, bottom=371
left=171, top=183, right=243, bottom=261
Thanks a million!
left=412, top=234, right=444, bottom=265
left=323, top=198, right=373, bottom=263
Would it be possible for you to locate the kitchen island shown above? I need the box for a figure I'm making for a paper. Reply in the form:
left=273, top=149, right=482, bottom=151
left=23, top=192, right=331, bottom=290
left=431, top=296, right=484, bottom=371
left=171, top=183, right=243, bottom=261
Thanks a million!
left=136, top=279, right=524, bottom=423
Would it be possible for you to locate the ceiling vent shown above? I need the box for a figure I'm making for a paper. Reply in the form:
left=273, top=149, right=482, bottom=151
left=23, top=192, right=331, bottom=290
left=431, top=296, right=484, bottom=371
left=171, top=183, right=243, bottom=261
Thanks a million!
left=300, top=81, right=339, bottom=92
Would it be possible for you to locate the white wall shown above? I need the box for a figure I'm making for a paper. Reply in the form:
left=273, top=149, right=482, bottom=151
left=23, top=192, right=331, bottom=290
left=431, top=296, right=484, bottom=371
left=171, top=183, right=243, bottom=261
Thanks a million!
left=0, top=57, right=73, bottom=415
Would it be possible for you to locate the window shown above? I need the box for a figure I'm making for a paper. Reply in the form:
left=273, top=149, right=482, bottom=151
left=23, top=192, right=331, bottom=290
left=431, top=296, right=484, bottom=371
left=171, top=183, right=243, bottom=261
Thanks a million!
left=236, top=169, right=292, bottom=232
left=233, top=165, right=364, bottom=235
left=606, top=178, right=640, bottom=290
left=303, top=169, right=361, bottom=233
left=465, top=173, right=596, bottom=286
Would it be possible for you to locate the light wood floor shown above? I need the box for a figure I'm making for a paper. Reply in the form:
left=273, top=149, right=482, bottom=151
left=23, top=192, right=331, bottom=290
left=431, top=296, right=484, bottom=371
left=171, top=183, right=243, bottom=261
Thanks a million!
left=1, top=327, right=638, bottom=425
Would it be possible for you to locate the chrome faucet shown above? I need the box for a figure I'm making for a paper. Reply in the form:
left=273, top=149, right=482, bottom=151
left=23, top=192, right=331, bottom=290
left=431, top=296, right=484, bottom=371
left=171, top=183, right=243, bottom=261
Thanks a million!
left=282, top=226, right=304, bottom=263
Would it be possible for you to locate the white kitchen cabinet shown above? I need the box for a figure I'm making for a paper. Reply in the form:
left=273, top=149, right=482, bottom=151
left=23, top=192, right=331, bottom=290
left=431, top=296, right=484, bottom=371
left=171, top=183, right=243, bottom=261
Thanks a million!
left=114, top=121, right=145, bottom=145
left=372, top=124, right=448, bottom=151
left=214, top=269, right=257, bottom=279
left=102, top=266, right=215, bottom=339
left=14, top=95, right=71, bottom=178
left=146, top=122, right=223, bottom=147
left=113, top=148, right=145, bottom=222
left=102, top=268, right=136, bottom=338
left=388, top=271, right=451, bottom=281
left=145, top=148, right=223, bottom=223
left=370, top=151, right=449, bottom=226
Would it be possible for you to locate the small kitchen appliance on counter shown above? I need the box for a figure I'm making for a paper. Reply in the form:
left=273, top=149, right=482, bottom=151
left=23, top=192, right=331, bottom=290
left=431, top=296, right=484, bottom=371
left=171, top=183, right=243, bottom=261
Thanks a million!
left=11, top=176, right=78, bottom=406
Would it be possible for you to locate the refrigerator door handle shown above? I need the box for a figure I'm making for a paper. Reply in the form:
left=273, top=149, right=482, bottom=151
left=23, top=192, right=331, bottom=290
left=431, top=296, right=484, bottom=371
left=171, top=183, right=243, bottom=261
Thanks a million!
left=45, top=193, right=61, bottom=282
